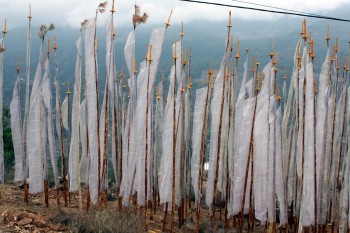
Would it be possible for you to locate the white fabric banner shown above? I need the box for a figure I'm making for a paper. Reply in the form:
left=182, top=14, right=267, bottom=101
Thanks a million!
left=10, top=77, right=24, bottom=182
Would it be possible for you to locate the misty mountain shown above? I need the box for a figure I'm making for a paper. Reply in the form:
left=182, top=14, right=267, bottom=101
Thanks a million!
left=2, top=9, right=350, bottom=105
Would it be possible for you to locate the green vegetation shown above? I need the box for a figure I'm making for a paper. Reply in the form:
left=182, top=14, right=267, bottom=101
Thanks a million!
left=3, top=106, right=14, bottom=182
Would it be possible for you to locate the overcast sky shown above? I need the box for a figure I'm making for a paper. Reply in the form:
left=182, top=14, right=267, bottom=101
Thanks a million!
left=0, top=0, right=350, bottom=29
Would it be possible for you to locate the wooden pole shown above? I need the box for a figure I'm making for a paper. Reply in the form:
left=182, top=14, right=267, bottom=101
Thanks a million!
left=171, top=41, right=178, bottom=233
left=248, top=59, right=261, bottom=233
left=119, top=67, right=126, bottom=210
left=283, top=67, right=287, bottom=108
left=195, top=68, right=212, bottom=233
left=186, top=48, right=193, bottom=219
left=23, top=4, right=32, bottom=205
left=43, top=40, right=51, bottom=208
left=67, top=82, right=71, bottom=206
left=110, top=0, right=117, bottom=196
left=52, top=37, right=61, bottom=207
left=103, top=78, right=109, bottom=207
left=94, top=6, right=102, bottom=208
left=224, top=39, right=235, bottom=231
left=334, top=58, right=348, bottom=230
left=144, top=44, right=153, bottom=230
left=177, top=23, right=186, bottom=229
left=0, top=19, right=6, bottom=185
left=74, top=30, right=83, bottom=211
left=326, top=46, right=339, bottom=225
left=154, top=87, right=161, bottom=217
left=273, top=56, right=279, bottom=229
left=163, top=202, right=169, bottom=231
left=16, top=57, right=28, bottom=206
left=58, top=77, right=68, bottom=207
left=293, top=48, right=302, bottom=233
left=238, top=68, right=257, bottom=233
left=99, top=16, right=112, bottom=207
left=39, top=55, right=47, bottom=207
left=300, top=30, right=308, bottom=232
left=310, top=39, right=318, bottom=232
left=211, top=12, right=232, bottom=230
left=180, top=45, right=187, bottom=229
left=160, top=10, right=174, bottom=232
left=114, top=83, right=119, bottom=196
left=86, top=128, right=91, bottom=212
left=162, top=71, right=165, bottom=104
left=40, top=87, right=48, bottom=207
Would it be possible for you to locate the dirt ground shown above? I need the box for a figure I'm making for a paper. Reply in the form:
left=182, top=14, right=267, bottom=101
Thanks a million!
left=0, top=184, right=270, bottom=232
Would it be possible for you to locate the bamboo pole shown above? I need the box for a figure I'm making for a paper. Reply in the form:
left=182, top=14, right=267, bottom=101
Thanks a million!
left=211, top=12, right=232, bottom=230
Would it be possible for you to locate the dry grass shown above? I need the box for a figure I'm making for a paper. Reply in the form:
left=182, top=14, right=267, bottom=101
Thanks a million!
left=51, top=208, right=144, bottom=233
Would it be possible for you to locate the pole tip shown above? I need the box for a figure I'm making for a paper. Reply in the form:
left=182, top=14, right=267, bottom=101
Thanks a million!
left=2, top=19, right=7, bottom=35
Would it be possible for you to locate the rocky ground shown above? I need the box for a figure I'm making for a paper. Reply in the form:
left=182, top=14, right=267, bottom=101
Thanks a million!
left=0, top=184, right=67, bottom=232
left=0, top=184, right=270, bottom=232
